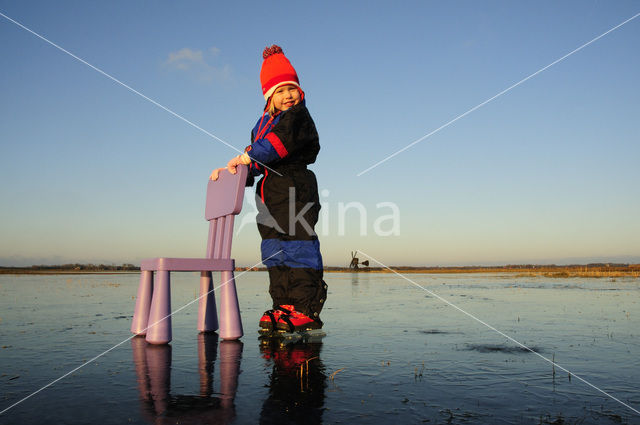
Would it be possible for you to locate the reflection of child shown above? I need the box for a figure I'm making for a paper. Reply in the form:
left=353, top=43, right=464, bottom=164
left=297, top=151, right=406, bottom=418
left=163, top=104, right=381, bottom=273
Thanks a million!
left=210, top=45, right=327, bottom=333
left=259, top=341, right=325, bottom=423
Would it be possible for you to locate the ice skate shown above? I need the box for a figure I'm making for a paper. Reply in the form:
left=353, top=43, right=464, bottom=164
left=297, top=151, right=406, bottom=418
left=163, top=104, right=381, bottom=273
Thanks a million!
left=259, top=309, right=324, bottom=344
left=277, top=309, right=323, bottom=333
left=258, top=305, right=294, bottom=334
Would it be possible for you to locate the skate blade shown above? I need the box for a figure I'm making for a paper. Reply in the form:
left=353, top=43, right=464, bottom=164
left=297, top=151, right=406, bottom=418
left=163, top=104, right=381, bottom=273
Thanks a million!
left=280, top=329, right=326, bottom=344
left=258, top=328, right=326, bottom=344
left=258, top=328, right=276, bottom=337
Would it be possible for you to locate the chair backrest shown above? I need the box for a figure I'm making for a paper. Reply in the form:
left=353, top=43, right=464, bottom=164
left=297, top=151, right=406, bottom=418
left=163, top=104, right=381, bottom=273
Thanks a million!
left=205, top=165, right=248, bottom=220
left=204, top=165, right=247, bottom=260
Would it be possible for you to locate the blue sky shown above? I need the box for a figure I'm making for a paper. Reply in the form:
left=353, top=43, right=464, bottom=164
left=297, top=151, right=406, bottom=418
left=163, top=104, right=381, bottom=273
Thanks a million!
left=1, top=1, right=639, bottom=267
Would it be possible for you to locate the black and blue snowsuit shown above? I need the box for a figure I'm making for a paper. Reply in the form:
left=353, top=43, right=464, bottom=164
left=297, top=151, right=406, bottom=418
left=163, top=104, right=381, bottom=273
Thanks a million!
left=245, top=100, right=327, bottom=321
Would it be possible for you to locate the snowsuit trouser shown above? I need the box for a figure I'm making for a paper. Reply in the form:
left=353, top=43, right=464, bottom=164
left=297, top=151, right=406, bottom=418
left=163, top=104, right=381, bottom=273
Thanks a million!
left=256, top=166, right=327, bottom=320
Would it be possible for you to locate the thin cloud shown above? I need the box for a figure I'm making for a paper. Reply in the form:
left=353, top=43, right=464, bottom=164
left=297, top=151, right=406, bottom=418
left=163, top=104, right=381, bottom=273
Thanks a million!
left=164, top=46, right=231, bottom=83
left=166, top=47, right=204, bottom=69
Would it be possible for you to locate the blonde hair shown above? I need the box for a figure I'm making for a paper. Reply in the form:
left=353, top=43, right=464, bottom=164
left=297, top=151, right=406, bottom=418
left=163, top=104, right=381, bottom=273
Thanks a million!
left=266, top=97, right=277, bottom=116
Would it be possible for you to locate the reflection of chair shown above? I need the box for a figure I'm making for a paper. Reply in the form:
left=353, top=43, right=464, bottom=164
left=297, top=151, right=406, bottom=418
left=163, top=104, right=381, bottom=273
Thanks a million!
left=131, top=165, right=248, bottom=344
left=131, top=334, right=243, bottom=425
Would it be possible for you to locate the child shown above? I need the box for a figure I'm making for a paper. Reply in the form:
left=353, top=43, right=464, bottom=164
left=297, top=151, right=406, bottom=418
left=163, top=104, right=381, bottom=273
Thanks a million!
left=210, top=45, right=327, bottom=333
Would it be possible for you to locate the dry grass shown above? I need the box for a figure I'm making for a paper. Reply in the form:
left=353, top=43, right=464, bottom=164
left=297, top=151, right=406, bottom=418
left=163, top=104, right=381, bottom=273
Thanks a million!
left=325, top=264, right=640, bottom=278
left=0, top=269, right=138, bottom=275
left=4, top=264, right=639, bottom=278
left=517, top=269, right=640, bottom=278
left=329, top=368, right=345, bottom=381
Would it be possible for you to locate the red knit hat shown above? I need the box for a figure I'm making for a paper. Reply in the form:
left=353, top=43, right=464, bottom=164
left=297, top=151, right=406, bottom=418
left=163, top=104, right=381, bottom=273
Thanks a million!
left=260, top=45, right=300, bottom=100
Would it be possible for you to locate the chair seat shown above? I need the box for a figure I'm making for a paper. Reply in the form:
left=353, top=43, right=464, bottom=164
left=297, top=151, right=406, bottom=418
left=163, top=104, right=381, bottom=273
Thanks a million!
left=141, top=257, right=235, bottom=272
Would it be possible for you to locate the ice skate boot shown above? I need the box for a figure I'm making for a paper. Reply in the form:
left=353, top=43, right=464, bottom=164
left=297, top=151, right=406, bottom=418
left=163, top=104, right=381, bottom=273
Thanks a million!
left=276, top=310, right=325, bottom=343
left=258, top=305, right=294, bottom=335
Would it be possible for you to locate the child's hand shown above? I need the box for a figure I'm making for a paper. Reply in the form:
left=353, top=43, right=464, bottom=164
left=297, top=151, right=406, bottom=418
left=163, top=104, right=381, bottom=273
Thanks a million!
left=226, top=153, right=251, bottom=175
left=209, top=167, right=226, bottom=181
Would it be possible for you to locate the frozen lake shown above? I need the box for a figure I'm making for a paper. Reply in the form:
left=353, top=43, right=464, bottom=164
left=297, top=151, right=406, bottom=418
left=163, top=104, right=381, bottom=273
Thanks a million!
left=1, top=271, right=639, bottom=424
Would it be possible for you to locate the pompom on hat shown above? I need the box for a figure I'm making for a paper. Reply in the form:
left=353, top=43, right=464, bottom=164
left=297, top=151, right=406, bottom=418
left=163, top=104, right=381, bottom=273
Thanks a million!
left=260, top=45, right=301, bottom=100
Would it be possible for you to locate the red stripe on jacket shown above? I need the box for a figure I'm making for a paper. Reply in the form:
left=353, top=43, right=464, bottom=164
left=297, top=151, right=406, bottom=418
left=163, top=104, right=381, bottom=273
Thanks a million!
left=265, top=133, right=289, bottom=158
left=260, top=169, right=268, bottom=203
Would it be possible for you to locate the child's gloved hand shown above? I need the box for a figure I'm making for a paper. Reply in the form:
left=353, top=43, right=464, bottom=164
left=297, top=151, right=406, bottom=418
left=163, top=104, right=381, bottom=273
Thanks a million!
left=226, top=153, right=251, bottom=175
left=209, top=167, right=226, bottom=181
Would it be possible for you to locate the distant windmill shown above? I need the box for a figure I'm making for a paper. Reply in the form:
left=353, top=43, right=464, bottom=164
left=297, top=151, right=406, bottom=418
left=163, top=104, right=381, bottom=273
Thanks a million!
left=349, top=251, right=369, bottom=270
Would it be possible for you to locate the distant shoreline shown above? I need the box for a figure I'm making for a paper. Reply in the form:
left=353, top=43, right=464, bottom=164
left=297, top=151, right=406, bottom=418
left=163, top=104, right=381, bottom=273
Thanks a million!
left=1, top=264, right=639, bottom=278
left=322, top=265, right=640, bottom=278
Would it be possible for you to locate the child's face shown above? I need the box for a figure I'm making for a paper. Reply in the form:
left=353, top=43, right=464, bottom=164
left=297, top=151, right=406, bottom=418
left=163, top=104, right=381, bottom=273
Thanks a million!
left=271, top=84, right=301, bottom=112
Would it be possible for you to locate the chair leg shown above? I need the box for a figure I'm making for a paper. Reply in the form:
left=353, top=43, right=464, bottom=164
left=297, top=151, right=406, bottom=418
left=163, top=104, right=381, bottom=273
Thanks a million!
left=145, top=344, right=172, bottom=415
left=146, top=270, right=172, bottom=344
left=197, top=332, right=219, bottom=397
left=131, top=271, right=153, bottom=336
left=130, top=337, right=150, bottom=402
left=218, top=270, right=243, bottom=340
left=198, top=271, right=219, bottom=332
left=219, top=340, right=243, bottom=409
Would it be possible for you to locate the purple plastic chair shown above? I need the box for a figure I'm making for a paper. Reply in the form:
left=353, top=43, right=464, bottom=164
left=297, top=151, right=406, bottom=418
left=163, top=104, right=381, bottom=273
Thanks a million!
left=131, top=165, right=248, bottom=344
